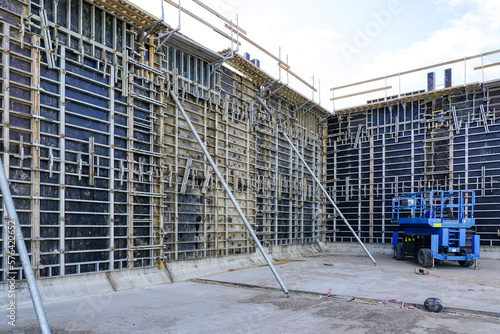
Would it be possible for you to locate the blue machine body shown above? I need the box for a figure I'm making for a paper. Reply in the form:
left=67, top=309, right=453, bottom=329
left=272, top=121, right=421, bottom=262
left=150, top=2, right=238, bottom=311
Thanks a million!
left=391, top=190, right=480, bottom=263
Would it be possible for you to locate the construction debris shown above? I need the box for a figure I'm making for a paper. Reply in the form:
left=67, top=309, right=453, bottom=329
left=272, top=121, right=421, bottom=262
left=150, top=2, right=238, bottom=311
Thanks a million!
left=415, top=268, right=430, bottom=275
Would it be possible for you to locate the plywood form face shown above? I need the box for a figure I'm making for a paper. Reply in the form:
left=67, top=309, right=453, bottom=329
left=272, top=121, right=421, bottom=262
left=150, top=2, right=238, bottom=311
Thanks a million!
left=326, top=84, right=500, bottom=246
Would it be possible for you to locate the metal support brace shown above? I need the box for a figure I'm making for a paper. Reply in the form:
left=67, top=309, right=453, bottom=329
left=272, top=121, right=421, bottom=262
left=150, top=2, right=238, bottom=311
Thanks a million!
left=222, top=95, right=229, bottom=122
left=256, top=97, right=272, bottom=114
left=0, top=158, right=51, bottom=333
left=40, top=9, right=55, bottom=69
left=180, top=157, right=193, bottom=194
left=156, top=28, right=180, bottom=52
left=138, top=19, right=165, bottom=44
left=170, top=90, right=289, bottom=296
left=119, top=160, right=125, bottom=186
left=481, top=166, right=486, bottom=197
left=295, top=98, right=312, bottom=111
left=260, top=79, right=280, bottom=96
left=318, top=112, right=340, bottom=125
left=210, top=50, right=232, bottom=75
left=191, top=169, right=197, bottom=188
left=19, top=136, right=24, bottom=162
left=299, top=102, right=319, bottom=118
left=201, top=165, right=213, bottom=195
left=167, top=165, right=173, bottom=188
left=233, top=173, right=239, bottom=193
left=282, top=132, right=377, bottom=265
left=479, top=104, right=489, bottom=133
left=399, top=99, right=406, bottom=113
left=353, top=124, right=362, bottom=149
left=48, top=146, right=54, bottom=178
left=78, top=152, right=83, bottom=181
left=269, top=83, right=288, bottom=96
left=156, top=0, right=181, bottom=53
left=89, top=137, right=95, bottom=186
left=210, top=18, right=240, bottom=74
left=452, top=106, right=460, bottom=134
left=20, top=15, right=26, bottom=49
left=248, top=100, right=254, bottom=132
left=394, top=111, right=399, bottom=142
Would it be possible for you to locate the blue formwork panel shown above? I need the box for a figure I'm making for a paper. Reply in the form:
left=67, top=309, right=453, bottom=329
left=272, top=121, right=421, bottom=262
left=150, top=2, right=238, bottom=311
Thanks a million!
left=328, top=81, right=500, bottom=246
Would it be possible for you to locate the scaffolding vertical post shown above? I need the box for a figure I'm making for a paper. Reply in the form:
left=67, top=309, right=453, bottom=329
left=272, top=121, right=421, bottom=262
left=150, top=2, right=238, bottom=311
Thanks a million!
left=464, top=56, right=467, bottom=86
left=282, top=133, right=377, bottom=265
left=481, top=52, right=485, bottom=88
left=0, top=157, right=51, bottom=334
left=169, top=90, right=289, bottom=296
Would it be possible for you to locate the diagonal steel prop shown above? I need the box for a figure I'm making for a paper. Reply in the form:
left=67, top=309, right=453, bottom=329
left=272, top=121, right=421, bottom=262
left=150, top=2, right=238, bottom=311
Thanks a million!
left=0, top=157, right=51, bottom=333
left=170, top=90, right=289, bottom=296
left=282, top=132, right=377, bottom=266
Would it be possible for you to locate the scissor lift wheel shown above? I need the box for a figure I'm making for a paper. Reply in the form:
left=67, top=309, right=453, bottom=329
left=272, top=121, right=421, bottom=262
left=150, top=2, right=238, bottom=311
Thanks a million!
left=394, top=244, right=405, bottom=260
left=458, top=247, right=474, bottom=267
left=417, top=248, right=432, bottom=267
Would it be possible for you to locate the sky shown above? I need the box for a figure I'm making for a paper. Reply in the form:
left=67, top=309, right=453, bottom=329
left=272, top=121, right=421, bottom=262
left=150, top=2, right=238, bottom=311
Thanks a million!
left=130, top=0, right=500, bottom=111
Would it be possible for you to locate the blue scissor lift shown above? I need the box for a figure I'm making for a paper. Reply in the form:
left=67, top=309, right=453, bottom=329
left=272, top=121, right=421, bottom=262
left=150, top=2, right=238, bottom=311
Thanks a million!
left=391, top=190, right=480, bottom=268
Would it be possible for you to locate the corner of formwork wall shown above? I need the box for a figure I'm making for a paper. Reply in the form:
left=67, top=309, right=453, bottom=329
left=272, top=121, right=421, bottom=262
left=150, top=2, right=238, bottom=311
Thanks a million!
left=321, top=120, right=328, bottom=244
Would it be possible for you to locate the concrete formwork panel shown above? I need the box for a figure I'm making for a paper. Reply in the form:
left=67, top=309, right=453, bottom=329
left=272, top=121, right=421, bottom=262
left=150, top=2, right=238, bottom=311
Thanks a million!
left=0, top=0, right=327, bottom=282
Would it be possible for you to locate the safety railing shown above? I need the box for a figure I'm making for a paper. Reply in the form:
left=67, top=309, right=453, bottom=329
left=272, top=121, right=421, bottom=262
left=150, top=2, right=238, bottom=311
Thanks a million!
left=392, top=190, right=475, bottom=223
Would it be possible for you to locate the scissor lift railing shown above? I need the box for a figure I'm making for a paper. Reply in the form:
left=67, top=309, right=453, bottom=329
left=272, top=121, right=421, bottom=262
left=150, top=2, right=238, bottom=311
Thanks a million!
left=391, top=190, right=475, bottom=228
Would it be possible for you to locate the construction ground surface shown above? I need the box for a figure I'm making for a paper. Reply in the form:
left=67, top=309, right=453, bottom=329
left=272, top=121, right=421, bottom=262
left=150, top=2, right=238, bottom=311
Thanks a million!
left=2, top=252, right=499, bottom=333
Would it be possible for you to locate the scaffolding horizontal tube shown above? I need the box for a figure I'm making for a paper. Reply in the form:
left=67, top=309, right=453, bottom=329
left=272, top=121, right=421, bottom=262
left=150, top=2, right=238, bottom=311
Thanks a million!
left=332, top=86, right=393, bottom=100
left=332, top=48, right=500, bottom=90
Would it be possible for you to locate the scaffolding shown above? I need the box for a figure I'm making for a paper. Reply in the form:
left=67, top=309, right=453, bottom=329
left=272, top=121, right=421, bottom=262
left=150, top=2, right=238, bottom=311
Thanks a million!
left=0, top=0, right=329, bottom=283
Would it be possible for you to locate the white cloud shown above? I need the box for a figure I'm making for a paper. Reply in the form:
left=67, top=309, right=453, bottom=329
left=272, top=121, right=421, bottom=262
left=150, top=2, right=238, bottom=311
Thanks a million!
left=279, top=25, right=340, bottom=101
left=333, top=0, right=500, bottom=108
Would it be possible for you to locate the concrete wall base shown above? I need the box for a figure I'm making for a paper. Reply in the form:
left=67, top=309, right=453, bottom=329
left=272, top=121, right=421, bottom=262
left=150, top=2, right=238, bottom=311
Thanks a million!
left=322, top=243, right=500, bottom=259
left=322, top=242, right=393, bottom=256
left=0, top=243, right=322, bottom=307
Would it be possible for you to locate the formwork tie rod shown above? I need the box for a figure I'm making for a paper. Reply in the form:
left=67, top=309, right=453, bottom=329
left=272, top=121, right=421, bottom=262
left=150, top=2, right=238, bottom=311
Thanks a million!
left=170, top=90, right=289, bottom=296
left=0, top=157, right=51, bottom=333
left=282, top=133, right=377, bottom=266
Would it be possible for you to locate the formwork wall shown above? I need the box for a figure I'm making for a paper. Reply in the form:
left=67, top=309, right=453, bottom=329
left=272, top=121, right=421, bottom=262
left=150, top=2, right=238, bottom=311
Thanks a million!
left=0, top=0, right=325, bottom=281
left=326, top=82, right=500, bottom=247
left=254, top=95, right=323, bottom=247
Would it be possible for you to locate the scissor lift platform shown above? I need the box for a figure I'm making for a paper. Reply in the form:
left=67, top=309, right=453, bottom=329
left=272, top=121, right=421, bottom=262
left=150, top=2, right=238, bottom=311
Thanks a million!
left=391, top=190, right=480, bottom=267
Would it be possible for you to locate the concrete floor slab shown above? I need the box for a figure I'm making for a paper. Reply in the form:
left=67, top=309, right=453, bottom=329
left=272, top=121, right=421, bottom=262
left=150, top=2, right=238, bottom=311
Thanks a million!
left=205, top=253, right=500, bottom=314
left=1, top=253, right=499, bottom=333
